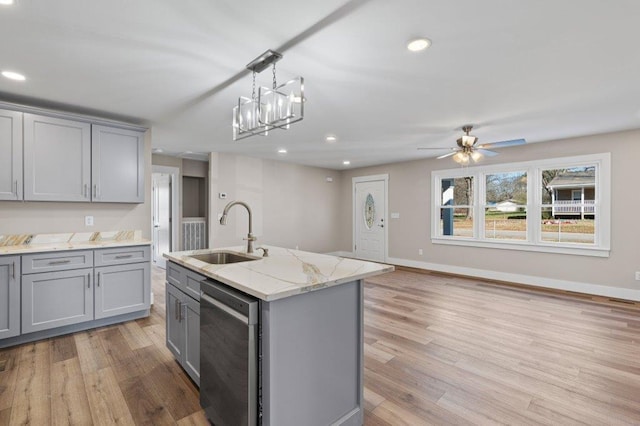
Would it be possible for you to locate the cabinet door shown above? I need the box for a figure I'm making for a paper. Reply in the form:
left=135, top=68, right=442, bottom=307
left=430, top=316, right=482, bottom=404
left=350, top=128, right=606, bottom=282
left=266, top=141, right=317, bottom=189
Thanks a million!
left=183, top=296, right=200, bottom=386
left=94, top=262, right=150, bottom=320
left=0, top=256, right=20, bottom=339
left=0, top=109, right=23, bottom=201
left=166, top=283, right=185, bottom=360
left=22, top=268, right=93, bottom=333
left=23, top=114, right=91, bottom=202
left=92, top=125, right=145, bottom=203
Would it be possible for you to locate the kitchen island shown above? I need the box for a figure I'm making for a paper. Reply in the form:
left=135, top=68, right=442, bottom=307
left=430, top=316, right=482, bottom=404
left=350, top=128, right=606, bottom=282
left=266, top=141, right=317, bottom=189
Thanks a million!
left=164, top=246, right=393, bottom=426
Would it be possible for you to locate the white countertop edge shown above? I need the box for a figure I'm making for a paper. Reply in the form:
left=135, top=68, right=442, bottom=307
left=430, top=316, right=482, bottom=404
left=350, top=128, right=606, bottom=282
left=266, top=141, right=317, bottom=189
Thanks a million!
left=0, top=239, right=152, bottom=255
left=164, top=247, right=394, bottom=302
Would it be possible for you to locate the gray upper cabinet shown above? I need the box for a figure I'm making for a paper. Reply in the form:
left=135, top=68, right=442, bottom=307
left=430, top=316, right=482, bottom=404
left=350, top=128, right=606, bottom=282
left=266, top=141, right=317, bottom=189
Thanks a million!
left=23, top=113, right=91, bottom=202
left=0, top=109, right=23, bottom=201
left=92, top=125, right=145, bottom=203
left=0, top=256, right=20, bottom=339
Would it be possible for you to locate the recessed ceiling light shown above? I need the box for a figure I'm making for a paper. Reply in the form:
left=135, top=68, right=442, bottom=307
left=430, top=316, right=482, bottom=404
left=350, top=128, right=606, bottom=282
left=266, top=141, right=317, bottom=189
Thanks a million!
left=343, top=160, right=351, bottom=166
left=0, top=0, right=16, bottom=5
left=1, top=70, right=26, bottom=81
left=407, top=38, right=431, bottom=52
left=325, top=135, right=337, bottom=143
left=278, top=148, right=287, bottom=154
left=152, top=148, right=164, bottom=153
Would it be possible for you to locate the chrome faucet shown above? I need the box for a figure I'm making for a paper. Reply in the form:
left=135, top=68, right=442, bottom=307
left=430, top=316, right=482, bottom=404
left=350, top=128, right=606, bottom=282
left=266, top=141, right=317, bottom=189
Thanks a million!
left=220, top=200, right=256, bottom=253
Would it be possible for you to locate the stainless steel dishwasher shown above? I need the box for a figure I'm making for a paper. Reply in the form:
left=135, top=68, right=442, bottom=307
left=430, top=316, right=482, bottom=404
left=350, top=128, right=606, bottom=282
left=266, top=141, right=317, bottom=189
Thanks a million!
left=200, top=279, right=259, bottom=425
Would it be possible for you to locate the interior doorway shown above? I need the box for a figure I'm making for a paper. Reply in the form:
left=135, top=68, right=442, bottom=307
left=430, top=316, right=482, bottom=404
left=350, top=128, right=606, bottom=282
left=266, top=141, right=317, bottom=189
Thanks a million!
left=353, top=174, right=388, bottom=262
left=152, top=165, right=179, bottom=269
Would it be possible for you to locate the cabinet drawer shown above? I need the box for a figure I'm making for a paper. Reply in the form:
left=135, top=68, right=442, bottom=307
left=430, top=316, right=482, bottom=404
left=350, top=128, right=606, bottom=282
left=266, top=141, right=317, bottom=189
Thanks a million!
left=166, top=261, right=204, bottom=301
left=94, top=245, right=150, bottom=266
left=22, top=250, right=93, bottom=274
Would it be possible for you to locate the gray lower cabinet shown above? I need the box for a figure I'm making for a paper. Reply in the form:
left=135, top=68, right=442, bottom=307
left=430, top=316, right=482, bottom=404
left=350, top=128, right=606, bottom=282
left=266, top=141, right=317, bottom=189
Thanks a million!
left=0, top=109, right=23, bottom=201
left=22, top=268, right=94, bottom=333
left=94, top=262, right=150, bottom=319
left=3, top=245, right=151, bottom=346
left=23, top=113, right=92, bottom=202
left=91, top=125, right=145, bottom=203
left=166, top=263, right=202, bottom=386
left=0, top=256, right=20, bottom=339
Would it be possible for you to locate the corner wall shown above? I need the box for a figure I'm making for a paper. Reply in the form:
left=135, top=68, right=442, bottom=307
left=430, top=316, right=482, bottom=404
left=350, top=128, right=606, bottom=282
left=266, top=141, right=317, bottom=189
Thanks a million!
left=338, top=129, right=640, bottom=298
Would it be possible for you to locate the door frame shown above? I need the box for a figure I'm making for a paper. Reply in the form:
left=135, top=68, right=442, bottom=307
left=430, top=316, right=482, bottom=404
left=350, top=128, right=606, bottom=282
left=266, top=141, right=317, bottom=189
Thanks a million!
left=352, top=174, right=389, bottom=262
left=152, top=165, right=180, bottom=261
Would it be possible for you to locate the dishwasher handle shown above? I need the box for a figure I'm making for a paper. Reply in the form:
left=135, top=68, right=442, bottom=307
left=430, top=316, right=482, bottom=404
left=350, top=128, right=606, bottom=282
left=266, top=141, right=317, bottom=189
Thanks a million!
left=201, top=292, right=249, bottom=324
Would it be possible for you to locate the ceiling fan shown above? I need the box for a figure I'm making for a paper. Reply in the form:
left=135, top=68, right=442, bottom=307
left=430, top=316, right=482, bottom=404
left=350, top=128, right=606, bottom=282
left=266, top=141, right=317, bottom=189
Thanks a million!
left=418, top=125, right=526, bottom=164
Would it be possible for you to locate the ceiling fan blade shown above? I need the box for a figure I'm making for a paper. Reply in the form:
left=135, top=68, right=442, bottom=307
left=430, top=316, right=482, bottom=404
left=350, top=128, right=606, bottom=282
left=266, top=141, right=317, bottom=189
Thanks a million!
left=437, top=151, right=458, bottom=159
left=478, top=138, right=526, bottom=149
left=476, top=148, right=499, bottom=157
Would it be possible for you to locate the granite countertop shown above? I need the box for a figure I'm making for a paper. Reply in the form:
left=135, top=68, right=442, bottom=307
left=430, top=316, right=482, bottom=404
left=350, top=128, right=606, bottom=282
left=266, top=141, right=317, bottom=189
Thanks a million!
left=0, top=230, right=151, bottom=255
left=164, top=246, right=394, bottom=301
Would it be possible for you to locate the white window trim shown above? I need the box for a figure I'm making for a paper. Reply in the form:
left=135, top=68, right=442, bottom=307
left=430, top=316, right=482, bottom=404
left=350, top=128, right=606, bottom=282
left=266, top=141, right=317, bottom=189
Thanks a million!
left=431, top=153, right=611, bottom=257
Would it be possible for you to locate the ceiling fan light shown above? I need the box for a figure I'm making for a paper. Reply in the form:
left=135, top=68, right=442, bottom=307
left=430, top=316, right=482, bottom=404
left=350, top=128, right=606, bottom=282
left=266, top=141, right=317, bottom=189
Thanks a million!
left=453, top=152, right=468, bottom=164
left=470, top=151, right=483, bottom=162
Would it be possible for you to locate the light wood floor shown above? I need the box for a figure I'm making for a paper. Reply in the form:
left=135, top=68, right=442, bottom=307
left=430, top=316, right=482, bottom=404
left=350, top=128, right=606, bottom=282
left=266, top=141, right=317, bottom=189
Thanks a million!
left=1, top=267, right=639, bottom=425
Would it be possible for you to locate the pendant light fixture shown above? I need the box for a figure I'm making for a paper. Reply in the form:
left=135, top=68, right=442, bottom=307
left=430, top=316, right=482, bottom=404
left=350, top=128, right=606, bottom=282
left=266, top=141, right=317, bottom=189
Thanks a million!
left=233, top=50, right=304, bottom=141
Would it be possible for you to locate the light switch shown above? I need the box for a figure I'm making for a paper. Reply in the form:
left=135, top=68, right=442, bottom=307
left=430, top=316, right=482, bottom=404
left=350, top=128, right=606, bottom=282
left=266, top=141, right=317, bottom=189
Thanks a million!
left=85, top=216, right=94, bottom=226
left=391, top=212, right=400, bottom=219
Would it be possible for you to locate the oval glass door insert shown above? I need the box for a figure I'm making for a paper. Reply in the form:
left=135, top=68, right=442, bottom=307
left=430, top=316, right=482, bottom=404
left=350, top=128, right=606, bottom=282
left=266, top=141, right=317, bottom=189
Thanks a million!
left=364, top=193, right=375, bottom=229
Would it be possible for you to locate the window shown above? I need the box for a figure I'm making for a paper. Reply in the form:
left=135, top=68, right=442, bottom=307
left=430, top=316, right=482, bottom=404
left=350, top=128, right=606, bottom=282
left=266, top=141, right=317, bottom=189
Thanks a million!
left=432, top=153, right=610, bottom=257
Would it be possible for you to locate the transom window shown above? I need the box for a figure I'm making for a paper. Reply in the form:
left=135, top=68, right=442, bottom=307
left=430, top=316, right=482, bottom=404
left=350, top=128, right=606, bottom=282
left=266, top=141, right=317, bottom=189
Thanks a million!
left=431, top=153, right=610, bottom=257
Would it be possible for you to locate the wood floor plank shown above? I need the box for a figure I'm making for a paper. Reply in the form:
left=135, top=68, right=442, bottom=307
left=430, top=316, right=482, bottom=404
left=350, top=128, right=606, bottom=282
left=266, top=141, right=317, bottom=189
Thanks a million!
left=50, top=356, right=93, bottom=426
left=10, top=340, right=52, bottom=425
left=74, top=330, right=110, bottom=374
left=118, top=320, right=153, bottom=351
left=84, top=367, right=136, bottom=426
left=50, top=334, right=78, bottom=364
left=120, top=376, right=176, bottom=425
left=175, top=410, right=209, bottom=425
left=0, top=345, right=20, bottom=411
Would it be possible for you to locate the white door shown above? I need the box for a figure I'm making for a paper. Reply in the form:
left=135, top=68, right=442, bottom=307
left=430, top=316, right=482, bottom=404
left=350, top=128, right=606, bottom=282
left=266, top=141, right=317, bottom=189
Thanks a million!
left=152, top=173, right=172, bottom=269
left=354, top=177, right=387, bottom=262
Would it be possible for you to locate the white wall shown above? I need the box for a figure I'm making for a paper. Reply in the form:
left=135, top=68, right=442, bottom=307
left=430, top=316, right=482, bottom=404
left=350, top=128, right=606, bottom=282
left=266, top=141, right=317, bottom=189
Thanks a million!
left=0, top=130, right=152, bottom=239
left=338, top=129, right=640, bottom=298
left=209, top=152, right=342, bottom=253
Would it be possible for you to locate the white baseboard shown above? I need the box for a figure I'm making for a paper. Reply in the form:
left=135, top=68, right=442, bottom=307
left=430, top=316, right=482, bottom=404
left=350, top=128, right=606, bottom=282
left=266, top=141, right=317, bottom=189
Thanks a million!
left=329, top=251, right=640, bottom=302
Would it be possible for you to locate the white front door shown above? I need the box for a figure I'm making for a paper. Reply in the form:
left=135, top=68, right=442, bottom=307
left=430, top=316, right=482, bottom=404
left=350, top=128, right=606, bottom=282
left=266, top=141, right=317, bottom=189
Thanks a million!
left=354, top=177, right=387, bottom=262
left=152, top=173, right=172, bottom=269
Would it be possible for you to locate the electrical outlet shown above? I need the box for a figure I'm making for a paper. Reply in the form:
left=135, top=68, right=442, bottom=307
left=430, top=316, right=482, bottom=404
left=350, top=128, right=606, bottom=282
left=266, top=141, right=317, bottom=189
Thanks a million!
left=635, top=271, right=640, bottom=281
left=418, top=248, right=423, bottom=255
left=85, top=216, right=94, bottom=226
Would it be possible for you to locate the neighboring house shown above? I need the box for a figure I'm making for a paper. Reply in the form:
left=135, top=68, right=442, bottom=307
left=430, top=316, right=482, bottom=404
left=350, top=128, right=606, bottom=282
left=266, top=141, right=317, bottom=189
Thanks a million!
left=495, top=200, right=520, bottom=213
left=546, top=170, right=595, bottom=218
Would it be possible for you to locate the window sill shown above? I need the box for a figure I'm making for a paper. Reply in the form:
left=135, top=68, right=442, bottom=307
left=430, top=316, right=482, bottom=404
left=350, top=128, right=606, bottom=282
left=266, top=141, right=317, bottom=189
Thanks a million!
left=431, top=237, right=610, bottom=258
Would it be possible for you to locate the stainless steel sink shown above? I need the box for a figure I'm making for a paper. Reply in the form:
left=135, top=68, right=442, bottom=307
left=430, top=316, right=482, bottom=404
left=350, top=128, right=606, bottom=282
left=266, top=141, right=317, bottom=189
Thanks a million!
left=189, top=251, right=258, bottom=265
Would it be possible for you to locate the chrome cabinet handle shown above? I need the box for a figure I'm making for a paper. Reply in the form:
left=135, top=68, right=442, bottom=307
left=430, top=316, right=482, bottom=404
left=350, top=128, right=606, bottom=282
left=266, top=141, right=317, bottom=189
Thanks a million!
left=11, top=262, right=15, bottom=279
left=14, top=180, right=18, bottom=196
left=97, top=272, right=101, bottom=287
left=115, top=254, right=133, bottom=259
left=48, top=259, right=71, bottom=265
left=87, top=272, right=91, bottom=288
left=175, top=299, right=180, bottom=321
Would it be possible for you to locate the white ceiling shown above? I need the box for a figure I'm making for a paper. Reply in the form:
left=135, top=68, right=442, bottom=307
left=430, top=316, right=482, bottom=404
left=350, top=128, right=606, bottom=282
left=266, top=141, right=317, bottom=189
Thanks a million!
left=1, top=0, right=639, bottom=169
